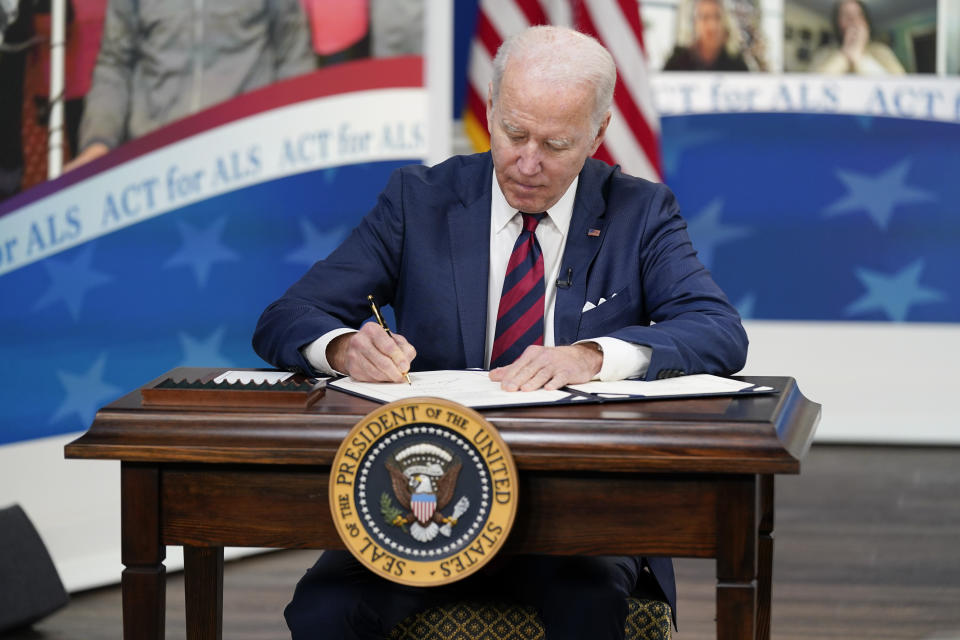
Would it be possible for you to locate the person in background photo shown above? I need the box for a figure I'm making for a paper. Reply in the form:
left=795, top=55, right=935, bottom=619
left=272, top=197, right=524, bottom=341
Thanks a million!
left=64, top=0, right=314, bottom=172
left=663, top=0, right=749, bottom=71
left=811, top=0, right=905, bottom=75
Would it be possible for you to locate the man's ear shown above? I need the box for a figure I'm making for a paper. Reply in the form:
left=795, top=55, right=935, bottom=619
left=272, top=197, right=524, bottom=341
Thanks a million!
left=589, top=112, right=612, bottom=155
left=486, top=83, right=494, bottom=134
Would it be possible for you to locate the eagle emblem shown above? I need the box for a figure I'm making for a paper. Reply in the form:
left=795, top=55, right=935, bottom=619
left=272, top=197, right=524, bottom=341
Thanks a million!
left=383, top=443, right=470, bottom=543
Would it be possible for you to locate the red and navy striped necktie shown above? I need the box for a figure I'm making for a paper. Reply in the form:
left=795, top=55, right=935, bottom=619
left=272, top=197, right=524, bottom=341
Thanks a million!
left=491, top=213, right=546, bottom=369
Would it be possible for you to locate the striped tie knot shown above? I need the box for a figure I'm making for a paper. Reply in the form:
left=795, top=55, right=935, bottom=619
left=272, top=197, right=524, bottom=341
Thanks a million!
left=521, top=212, right=544, bottom=233
left=491, top=212, right=547, bottom=369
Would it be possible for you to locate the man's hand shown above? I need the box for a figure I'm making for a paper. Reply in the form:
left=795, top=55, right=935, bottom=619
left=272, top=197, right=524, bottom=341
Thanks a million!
left=489, top=343, right=602, bottom=391
left=327, top=323, right=416, bottom=382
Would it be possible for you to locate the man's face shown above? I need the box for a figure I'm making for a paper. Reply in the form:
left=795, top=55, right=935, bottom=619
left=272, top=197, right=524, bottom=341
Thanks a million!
left=486, top=61, right=608, bottom=214
left=694, top=0, right=726, bottom=55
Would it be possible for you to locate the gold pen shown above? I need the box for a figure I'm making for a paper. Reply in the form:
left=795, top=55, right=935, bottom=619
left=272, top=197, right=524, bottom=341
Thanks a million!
left=367, top=294, right=412, bottom=385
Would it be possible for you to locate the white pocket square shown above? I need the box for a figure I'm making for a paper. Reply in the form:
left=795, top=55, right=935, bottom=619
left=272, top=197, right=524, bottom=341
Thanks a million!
left=582, top=293, right=617, bottom=313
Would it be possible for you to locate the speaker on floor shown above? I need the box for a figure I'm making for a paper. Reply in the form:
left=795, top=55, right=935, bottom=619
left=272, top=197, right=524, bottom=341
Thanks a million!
left=0, top=503, right=69, bottom=632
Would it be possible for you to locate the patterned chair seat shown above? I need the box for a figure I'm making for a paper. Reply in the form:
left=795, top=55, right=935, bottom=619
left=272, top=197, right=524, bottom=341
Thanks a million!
left=389, top=597, right=672, bottom=640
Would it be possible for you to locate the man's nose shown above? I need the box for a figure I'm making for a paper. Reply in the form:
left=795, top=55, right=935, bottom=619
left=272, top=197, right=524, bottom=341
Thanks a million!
left=516, top=143, right=541, bottom=176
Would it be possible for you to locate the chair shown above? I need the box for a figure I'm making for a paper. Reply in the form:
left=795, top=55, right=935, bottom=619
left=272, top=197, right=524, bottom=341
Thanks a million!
left=389, top=596, right=672, bottom=640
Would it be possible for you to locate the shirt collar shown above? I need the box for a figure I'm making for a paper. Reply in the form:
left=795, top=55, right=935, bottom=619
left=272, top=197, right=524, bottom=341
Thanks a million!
left=491, top=173, right=579, bottom=235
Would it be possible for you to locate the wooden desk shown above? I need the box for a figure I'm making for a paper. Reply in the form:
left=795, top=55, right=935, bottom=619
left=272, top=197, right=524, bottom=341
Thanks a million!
left=65, top=368, right=819, bottom=640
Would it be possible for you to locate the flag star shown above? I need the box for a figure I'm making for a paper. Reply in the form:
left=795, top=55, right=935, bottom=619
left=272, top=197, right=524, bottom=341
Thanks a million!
left=823, top=159, right=936, bottom=230
left=845, top=259, right=946, bottom=322
left=685, top=198, right=752, bottom=269
left=854, top=115, right=875, bottom=131
left=177, top=326, right=233, bottom=367
left=660, top=119, right=725, bottom=177
left=734, top=292, right=756, bottom=320
left=163, top=216, right=239, bottom=287
left=33, top=244, right=113, bottom=321
left=286, top=218, right=348, bottom=266
left=51, top=353, right=122, bottom=428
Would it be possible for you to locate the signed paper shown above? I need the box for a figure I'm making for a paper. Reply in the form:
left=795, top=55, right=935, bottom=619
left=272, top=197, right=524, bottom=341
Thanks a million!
left=329, top=370, right=572, bottom=408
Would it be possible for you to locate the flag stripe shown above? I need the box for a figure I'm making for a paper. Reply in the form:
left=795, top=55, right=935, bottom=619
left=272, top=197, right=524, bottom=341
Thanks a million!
left=515, top=0, right=550, bottom=26
left=575, top=1, right=662, bottom=178
left=582, top=0, right=660, bottom=129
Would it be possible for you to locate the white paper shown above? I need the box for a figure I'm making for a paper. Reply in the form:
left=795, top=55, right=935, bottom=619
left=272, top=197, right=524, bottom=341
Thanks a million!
left=568, top=374, right=771, bottom=397
left=213, top=370, right=295, bottom=385
left=330, top=370, right=571, bottom=408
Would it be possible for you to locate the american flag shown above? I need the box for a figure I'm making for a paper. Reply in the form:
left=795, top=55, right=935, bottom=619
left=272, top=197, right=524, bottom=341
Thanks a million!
left=465, top=0, right=662, bottom=182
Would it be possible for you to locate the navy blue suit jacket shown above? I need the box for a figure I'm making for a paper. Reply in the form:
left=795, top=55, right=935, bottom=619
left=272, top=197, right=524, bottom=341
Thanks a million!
left=254, top=152, right=746, bottom=380
left=253, top=153, right=749, bottom=620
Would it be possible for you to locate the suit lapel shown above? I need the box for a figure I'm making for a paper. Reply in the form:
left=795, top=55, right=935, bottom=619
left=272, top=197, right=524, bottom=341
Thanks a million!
left=554, top=160, right=609, bottom=345
left=448, top=156, right=494, bottom=368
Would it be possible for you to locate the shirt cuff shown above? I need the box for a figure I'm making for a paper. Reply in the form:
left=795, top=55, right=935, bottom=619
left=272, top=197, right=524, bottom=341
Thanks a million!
left=576, top=337, right=652, bottom=381
left=301, top=328, right=356, bottom=376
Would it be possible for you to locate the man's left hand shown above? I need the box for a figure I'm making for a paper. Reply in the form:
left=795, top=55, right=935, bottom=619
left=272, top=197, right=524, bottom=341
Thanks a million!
left=489, top=343, right=602, bottom=391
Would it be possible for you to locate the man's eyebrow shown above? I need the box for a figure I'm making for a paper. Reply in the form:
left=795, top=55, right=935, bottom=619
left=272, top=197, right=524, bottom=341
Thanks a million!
left=501, top=120, right=525, bottom=135
left=545, top=136, right=574, bottom=148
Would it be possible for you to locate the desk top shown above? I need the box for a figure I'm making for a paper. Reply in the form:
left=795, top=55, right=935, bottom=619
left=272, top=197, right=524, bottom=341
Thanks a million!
left=65, top=368, right=820, bottom=474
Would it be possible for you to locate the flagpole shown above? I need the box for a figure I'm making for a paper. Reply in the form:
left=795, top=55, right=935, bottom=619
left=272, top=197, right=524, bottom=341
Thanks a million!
left=47, top=0, right=67, bottom=179
left=424, top=0, right=452, bottom=167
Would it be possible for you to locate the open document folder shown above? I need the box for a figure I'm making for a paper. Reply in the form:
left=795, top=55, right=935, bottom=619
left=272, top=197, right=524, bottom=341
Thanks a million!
left=328, top=370, right=775, bottom=409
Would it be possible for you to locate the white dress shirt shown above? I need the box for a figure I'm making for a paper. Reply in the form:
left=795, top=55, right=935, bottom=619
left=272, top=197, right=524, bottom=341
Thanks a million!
left=486, top=174, right=651, bottom=380
left=303, top=173, right=652, bottom=379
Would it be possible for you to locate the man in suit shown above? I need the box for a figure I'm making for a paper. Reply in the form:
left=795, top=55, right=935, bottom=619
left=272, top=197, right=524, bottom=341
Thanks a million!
left=254, top=25, right=746, bottom=640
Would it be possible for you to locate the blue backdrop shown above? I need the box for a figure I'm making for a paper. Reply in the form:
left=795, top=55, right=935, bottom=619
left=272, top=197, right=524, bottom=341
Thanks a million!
left=0, top=161, right=410, bottom=444
left=664, top=112, right=959, bottom=324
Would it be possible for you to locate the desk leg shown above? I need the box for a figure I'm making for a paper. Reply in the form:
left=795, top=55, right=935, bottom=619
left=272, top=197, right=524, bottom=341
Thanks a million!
left=121, top=463, right=166, bottom=640
left=757, top=475, right=774, bottom=640
left=716, top=475, right=757, bottom=640
left=184, top=545, right=224, bottom=640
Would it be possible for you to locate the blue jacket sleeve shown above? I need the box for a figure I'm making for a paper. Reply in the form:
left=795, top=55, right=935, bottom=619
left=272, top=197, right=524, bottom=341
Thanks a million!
left=252, top=169, right=407, bottom=374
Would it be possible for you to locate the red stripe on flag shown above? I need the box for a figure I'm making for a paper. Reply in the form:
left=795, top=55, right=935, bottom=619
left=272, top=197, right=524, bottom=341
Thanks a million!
left=466, top=83, right=490, bottom=135
left=593, top=142, right=615, bottom=166
left=575, top=4, right=662, bottom=177
left=617, top=0, right=647, bottom=53
left=612, top=79, right=663, bottom=175
left=515, top=0, right=549, bottom=26
left=476, top=11, right=502, bottom=57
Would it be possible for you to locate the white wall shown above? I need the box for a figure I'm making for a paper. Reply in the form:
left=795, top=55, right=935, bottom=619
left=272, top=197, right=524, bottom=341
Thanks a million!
left=742, top=320, right=960, bottom=444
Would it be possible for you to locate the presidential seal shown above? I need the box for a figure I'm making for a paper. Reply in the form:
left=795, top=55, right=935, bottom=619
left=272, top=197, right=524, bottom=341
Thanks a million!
left=329, top=398, right=518, bottom=587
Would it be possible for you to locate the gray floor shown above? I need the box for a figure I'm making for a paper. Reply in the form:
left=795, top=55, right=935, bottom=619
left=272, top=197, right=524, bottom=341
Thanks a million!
left=4, top=445, right=959, bottom=639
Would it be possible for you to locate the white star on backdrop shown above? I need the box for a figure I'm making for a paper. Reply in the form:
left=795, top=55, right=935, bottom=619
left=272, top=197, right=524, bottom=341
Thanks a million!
left=734, top=292, right=756, bottom=320
left=177, top=326, right=233, bottom=367
left=685, top=198, right=752, bottom=269
left=845, top=258, right=946, bottom=322
left=163, top=216, right=239, bottom=287
left=33, top=244, right=113, bottom=321
left=286, top=218, right=349, bottom=266
left=51, top=353, right=122, bottom=427
left=823, top=159, right=936, bottom=230
left=660, top=119, right=725, bottom=177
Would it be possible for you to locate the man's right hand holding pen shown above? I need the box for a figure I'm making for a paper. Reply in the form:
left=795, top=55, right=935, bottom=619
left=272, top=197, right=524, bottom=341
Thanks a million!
left=326, top=323, right=416, bottom=383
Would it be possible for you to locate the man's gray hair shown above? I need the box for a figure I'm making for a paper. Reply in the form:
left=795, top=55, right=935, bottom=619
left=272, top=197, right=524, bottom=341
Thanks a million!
left=491, top=26, right=616, bottom=132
